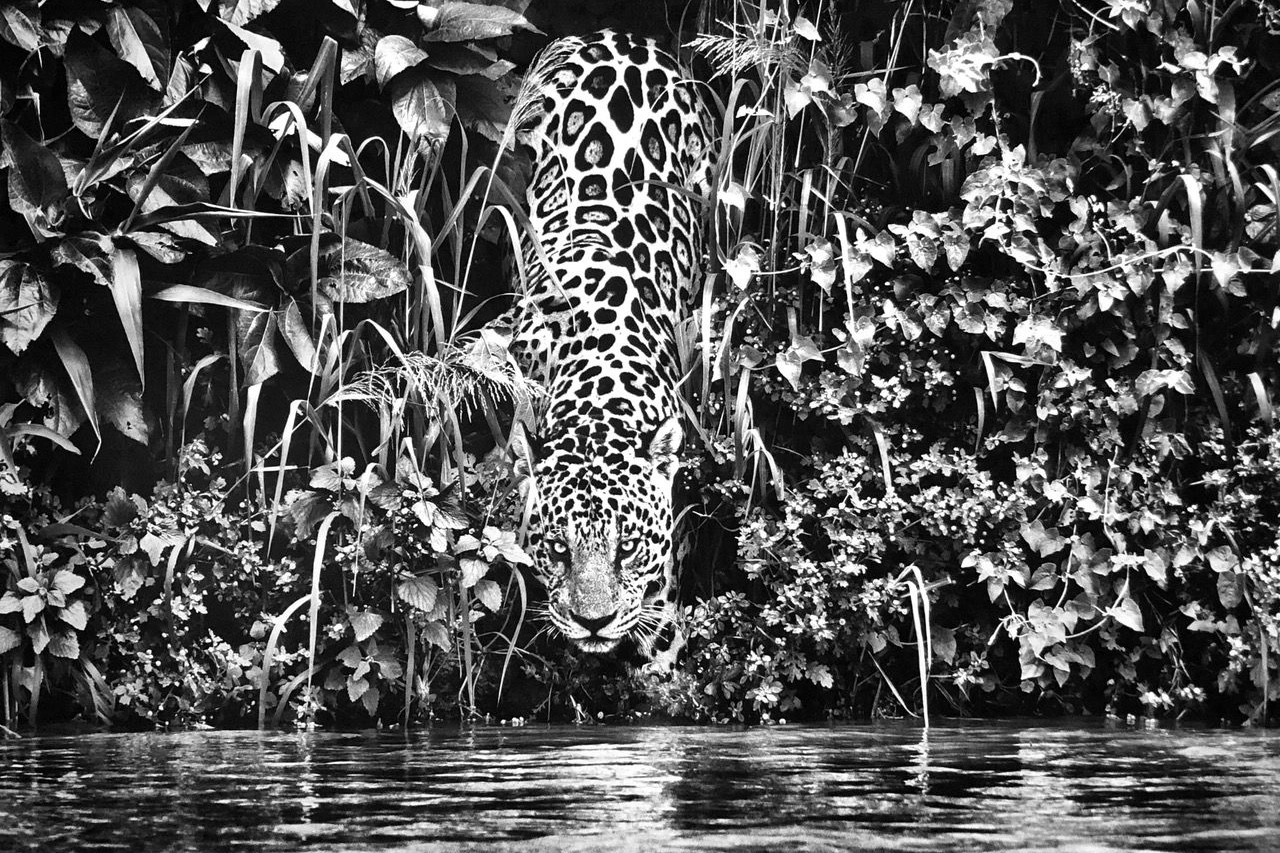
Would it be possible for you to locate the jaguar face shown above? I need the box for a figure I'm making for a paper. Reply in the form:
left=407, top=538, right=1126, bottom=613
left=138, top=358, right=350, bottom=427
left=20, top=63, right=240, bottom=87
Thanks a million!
left=514, top=418, right=681, bottom=652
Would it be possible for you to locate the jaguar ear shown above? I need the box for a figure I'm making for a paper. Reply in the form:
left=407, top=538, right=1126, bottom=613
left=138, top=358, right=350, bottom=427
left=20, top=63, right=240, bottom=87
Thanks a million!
left=643, top=416, right=683, bottom=482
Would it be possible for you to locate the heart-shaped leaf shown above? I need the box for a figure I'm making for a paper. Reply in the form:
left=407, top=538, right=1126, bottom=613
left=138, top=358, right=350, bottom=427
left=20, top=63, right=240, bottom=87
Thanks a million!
left=389, top=68, right=456, bottom=146
left=396, top=576, right=439, bottom=612
left=374, top=35, right=428, bottom=89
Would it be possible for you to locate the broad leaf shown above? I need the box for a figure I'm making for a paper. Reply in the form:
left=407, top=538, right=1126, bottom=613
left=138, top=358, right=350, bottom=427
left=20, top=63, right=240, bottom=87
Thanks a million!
left=396, top=576, right=438, bottom=612
left=374, top=35, right=428, bottom=89
left=64, top=32, right=156, bottom=138
left=15, top=360, right=87, bottom=438
left=311, top=236, right=413, bottom=303
left=46, top=630, right=81, bottom=659
left=126, top=231, right=187, bottom=264
left=125, top=155, right=217, bottom=245
left=389, top=68, right=456, bottom=146
left=473, top=578, right=501, bottom=612
left=1110, top=596, right=1144, bottom=632
left=0, top=262, right=59, bottom=354
left=216, top=0, right=285, bottom=26
left=1, top=120, right=69, bottom=217
left=453, top=71, right=515, bottom=142
left=460, top=557, right=488, bottom=588
left=418, top=2, right=540, bottom=42
left=106, top=5, right=168, bottom=90
left=0, top=4, right=40, bottom=52
left=426, top=43, right=514, bottom=79
left=421, top=620, right=451, bottom=650
left=280, top=300, right=319, bottom=373
left=51, top=234, right=113, bottom=286
left=58, top=599, right=88, bottom=631
left=51, top=570, right=85, bottom=595
left=28, top=617, right=50, bottom=653
left=237, top=310, right=282, bottom=386
left=360, top=684, right=380, bottom=716
left=0, top=625, right=20, bottom=655
left=350, top=610, right=384, bottom=642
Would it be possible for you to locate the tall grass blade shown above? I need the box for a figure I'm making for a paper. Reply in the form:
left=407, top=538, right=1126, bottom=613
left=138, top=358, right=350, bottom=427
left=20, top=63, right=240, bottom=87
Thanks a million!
left=109, top=247, right=146, bottom=390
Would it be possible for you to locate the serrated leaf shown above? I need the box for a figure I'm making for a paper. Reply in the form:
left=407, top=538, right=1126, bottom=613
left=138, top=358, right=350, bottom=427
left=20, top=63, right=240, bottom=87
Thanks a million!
left=396, top=576, right=439, bottom=611
left=51, top=569, right=85, bottom=595
left=0, top=625, right=21, bottom=655
left=336, top=644, right=362, bottom=669
left=473, top=578, right=501, bottom=612
left=350, top=610, right=384, bottom=642
left=360, top=684, right=380, bottom=716
left=421, top=620, right=451, bottom=650
left=346, top=675, right=369, bottom=702
left=21, top=591, right=44, bottom=623
left=46, top=631, right=80, bottom=659
left=58, top=599, right=88, bottom=631
left=28, top=617, right=49, bottom=653
left=460, top=557, right=488, bottom=588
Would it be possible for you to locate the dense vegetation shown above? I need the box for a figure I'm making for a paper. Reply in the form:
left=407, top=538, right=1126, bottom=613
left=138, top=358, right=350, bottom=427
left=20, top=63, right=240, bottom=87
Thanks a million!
left=1, top=0, right=1277, bottom=731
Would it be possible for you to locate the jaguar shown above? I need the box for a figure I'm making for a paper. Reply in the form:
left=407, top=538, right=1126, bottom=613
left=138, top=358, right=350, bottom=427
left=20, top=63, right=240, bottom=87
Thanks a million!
left=505, top=29, right=714, bottom=659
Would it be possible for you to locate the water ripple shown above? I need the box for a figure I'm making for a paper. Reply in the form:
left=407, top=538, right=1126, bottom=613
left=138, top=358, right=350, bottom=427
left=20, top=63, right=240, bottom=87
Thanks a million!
left=0, top=721, right=1277, bottom=851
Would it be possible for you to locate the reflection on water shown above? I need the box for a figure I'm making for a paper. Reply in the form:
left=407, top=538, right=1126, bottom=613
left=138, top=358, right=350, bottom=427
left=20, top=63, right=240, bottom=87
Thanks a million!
left=1, top=721, right=1277, bottom=852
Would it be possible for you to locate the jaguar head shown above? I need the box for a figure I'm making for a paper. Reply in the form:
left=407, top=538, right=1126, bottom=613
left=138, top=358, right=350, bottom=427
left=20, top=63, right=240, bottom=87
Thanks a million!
left=511, top=417, right=681, bottom=653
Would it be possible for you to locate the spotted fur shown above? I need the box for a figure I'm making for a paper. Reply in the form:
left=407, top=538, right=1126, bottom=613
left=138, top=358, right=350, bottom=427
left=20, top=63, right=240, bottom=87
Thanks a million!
left=507, top=30, right=712, bottom=657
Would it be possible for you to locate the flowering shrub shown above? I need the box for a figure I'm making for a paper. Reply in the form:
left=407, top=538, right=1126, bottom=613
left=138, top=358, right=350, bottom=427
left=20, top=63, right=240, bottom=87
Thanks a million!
left=674, top=0, right=1280, bottom=724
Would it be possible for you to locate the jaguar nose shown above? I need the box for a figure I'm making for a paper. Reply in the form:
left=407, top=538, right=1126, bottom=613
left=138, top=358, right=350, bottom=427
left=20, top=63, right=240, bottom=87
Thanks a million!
left=570, top=611, right=617, bottom=635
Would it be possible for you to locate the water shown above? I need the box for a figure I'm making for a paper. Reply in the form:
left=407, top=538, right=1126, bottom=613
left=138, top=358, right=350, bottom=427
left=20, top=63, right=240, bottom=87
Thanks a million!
left=1, top=721, right=1277, bottom=852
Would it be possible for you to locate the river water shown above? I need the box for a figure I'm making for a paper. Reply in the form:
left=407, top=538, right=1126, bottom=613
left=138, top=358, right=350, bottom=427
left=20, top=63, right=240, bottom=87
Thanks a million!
left=0, top=721, right=1277, bottom=852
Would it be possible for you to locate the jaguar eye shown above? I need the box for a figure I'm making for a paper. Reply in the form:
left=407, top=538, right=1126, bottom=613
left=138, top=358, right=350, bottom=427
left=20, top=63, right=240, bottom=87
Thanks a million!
left=548, top=539, right=570, bottom=559
left=618, top=539, right=638, bottom=558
